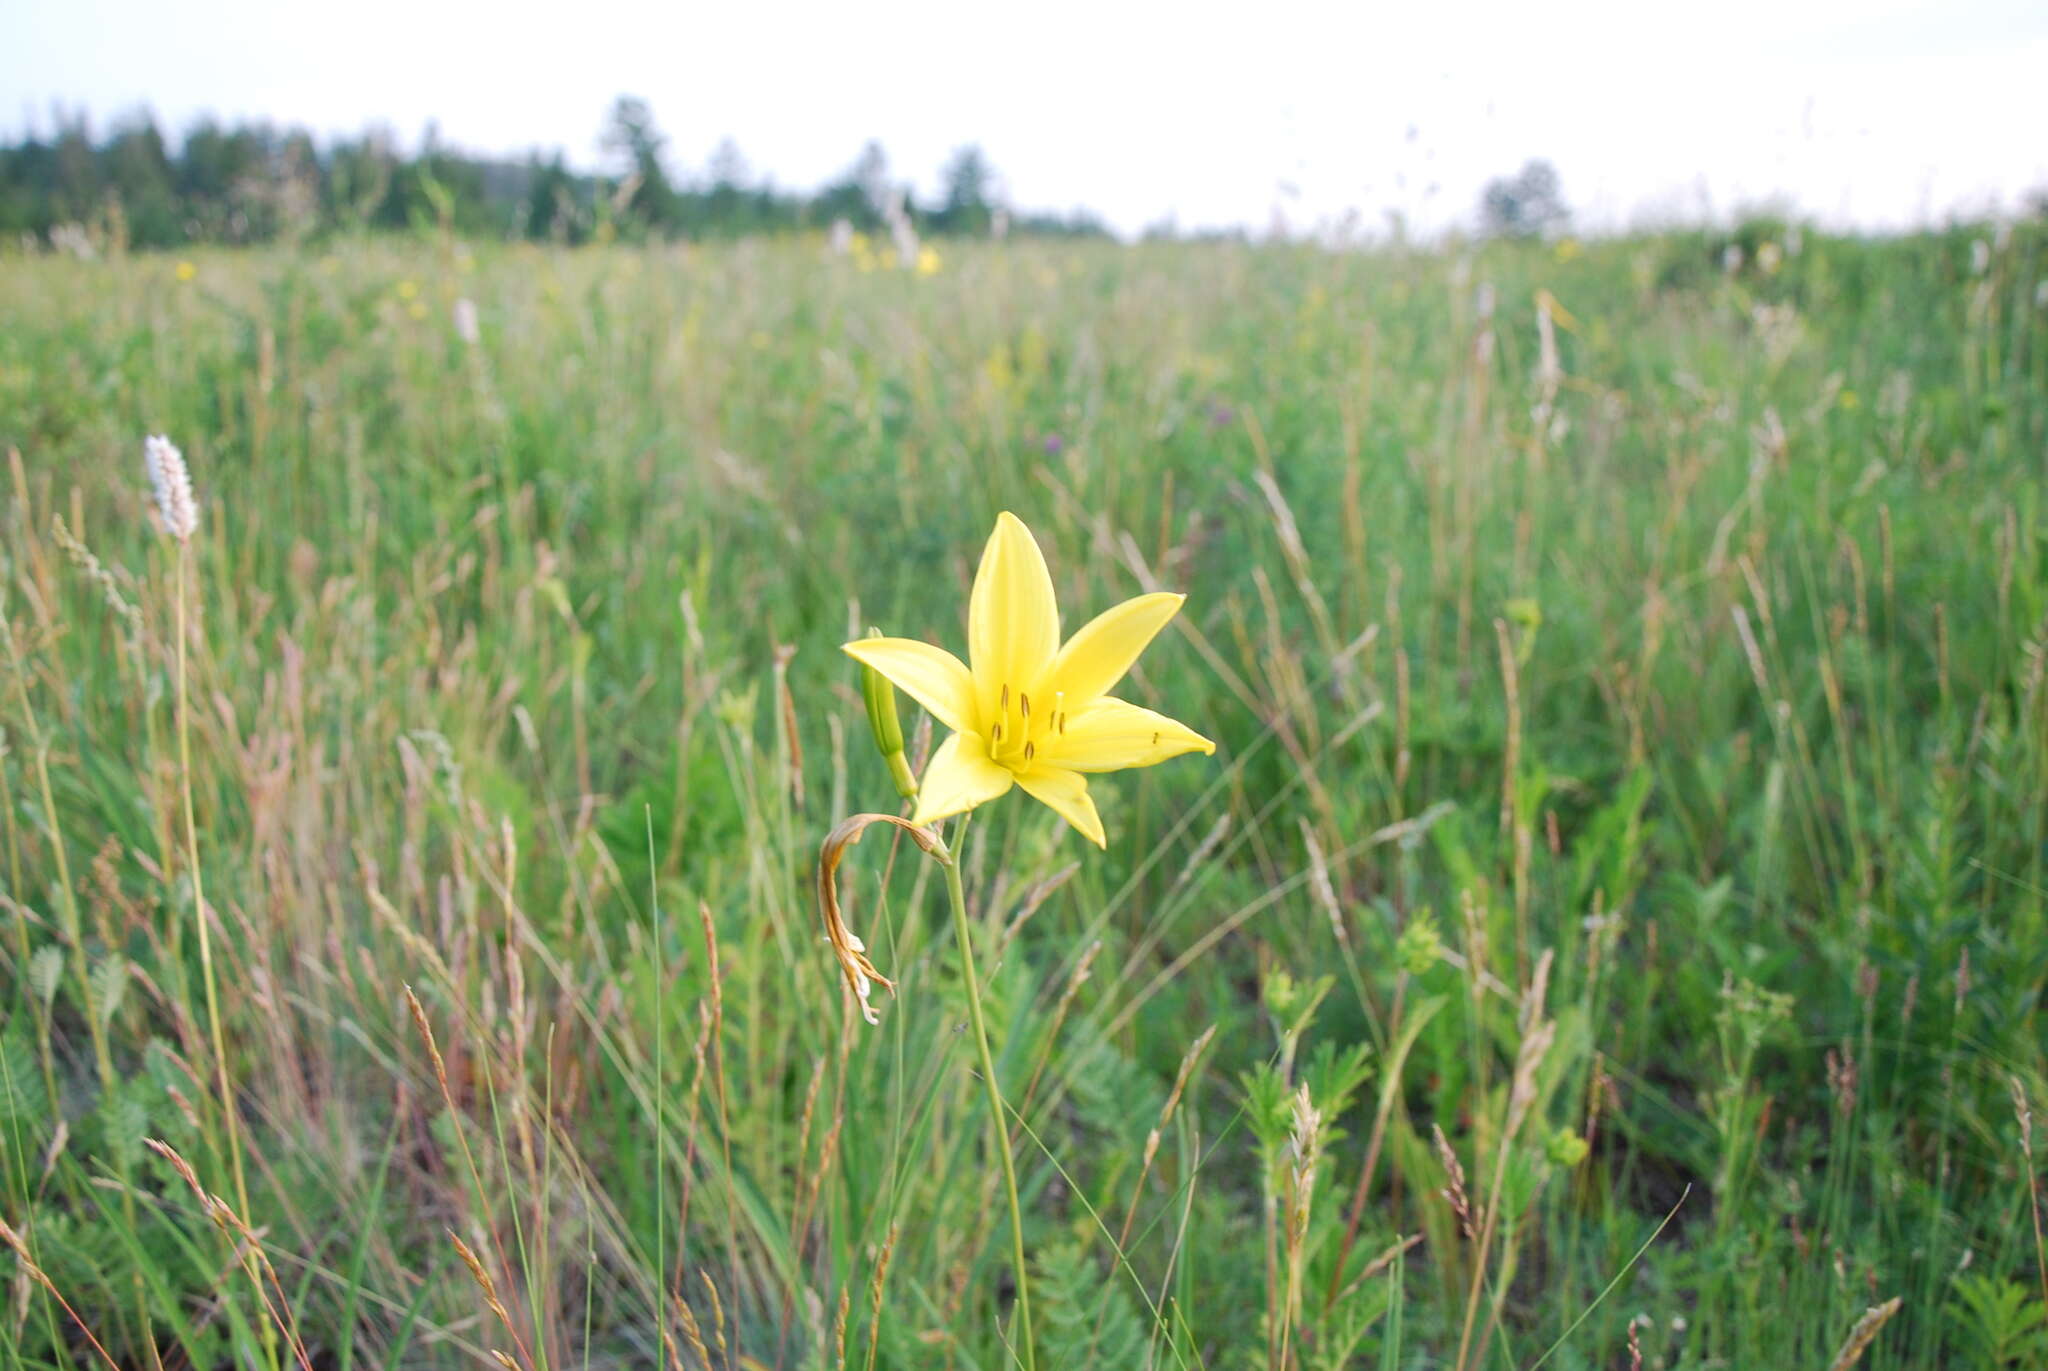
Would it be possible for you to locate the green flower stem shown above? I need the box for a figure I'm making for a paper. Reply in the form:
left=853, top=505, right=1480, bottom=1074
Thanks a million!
left=940, top=812, right=1035, bottom=1371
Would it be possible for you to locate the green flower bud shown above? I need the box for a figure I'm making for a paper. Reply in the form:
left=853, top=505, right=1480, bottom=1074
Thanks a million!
left=1396, top=910, right=1442, bottom=977
left=714, top=685, right=757, bottom=732
left=1262, top=969, right=1299, bottom=1021
left=1545, top=1127, right=1590, bottom=1169
left=860, top=627, right=919, bottom=800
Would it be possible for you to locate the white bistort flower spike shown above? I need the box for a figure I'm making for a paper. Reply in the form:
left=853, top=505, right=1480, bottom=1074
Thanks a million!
left=143, top=434, right=199, bottom=541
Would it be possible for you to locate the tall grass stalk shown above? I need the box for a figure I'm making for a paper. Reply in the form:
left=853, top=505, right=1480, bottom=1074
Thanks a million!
left=173, top=537, right=273, bottom=1369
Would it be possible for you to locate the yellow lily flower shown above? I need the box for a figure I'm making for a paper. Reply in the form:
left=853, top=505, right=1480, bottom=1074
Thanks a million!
left=844, top=512, right=1214, bottom=846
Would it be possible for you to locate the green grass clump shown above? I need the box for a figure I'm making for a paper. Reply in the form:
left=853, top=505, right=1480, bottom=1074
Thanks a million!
left=0, top=223, right=2044, bottom=1369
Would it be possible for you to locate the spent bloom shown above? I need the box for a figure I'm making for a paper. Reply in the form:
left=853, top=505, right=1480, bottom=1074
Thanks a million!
left=819, top=814, right=933, bottom=1022
left=143, top=434, right=198, bottom=541
left=845, top=512, right=1213, bottom=847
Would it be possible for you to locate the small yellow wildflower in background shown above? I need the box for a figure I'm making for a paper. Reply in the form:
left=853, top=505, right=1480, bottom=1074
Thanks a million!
left=1554, top=237, right=1582, bottom=263
left=175, top=260, right=197, bottom=282
left=397, top=280, right=419, bottom=301
left=916, top=245, right=941, bottom=277
left=846, top=512, right=1213, bottom=847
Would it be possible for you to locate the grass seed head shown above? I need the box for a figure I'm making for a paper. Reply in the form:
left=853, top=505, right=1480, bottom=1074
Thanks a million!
left=1824, top=1296, right=1902, bottom=1371
left=143, top=433, right=198, bottom=541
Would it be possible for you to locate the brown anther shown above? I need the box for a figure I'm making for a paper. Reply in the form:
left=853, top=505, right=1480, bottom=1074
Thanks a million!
left=1025, top=741, right=1035, bottom=761
left=1020, top=692, right=1030, bottom=719
left=991, top=722, right=1002, bottom=743
left=1001, top=683, right=1009, bottom=712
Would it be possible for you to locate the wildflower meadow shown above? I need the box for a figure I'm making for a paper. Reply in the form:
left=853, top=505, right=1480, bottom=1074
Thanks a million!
left=1, top=223, right=2045, bottom=1369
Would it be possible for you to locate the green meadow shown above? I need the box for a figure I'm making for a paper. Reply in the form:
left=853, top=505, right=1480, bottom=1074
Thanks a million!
left=0, top=225, right=2044, bottom=1368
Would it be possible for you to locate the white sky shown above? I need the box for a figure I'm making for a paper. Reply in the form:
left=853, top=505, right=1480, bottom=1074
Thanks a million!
left=5, top=0, right=2046, bottom=238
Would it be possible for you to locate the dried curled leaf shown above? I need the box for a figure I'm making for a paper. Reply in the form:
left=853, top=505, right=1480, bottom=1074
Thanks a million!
left=817, top=813, right=946, bottom=1025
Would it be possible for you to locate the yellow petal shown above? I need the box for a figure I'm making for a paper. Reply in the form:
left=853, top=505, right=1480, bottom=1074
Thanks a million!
left=1014, top=765, right=1106, bottom=848
left=1048, top=592, right=1184, bottom=704
left=1039, top=697, right=1215, bottom=774
left=910, top=732, right=1014, bottom=825
left=843, top=637, right=978, bottom=734
left=968, top=512, right=1060, bottom=719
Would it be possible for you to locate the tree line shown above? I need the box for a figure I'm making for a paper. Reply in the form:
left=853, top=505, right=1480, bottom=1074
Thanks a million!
left=0, top=96, right=1110, bottom=250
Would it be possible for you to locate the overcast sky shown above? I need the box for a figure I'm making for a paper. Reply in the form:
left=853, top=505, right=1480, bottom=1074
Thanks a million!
left=5, top=0, right=2046, bottom=237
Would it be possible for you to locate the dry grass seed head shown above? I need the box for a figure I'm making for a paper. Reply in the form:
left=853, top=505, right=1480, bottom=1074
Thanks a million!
left=1433, top=1123, right=1474, bottom=1240
left=674, top=1291, right=711, bottom=1368
left=1824, top=1296, right=1902, bottom=1371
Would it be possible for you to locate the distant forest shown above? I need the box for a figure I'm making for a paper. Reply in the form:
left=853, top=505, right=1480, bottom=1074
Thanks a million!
left=0, top=96, right=1111, bottom=250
